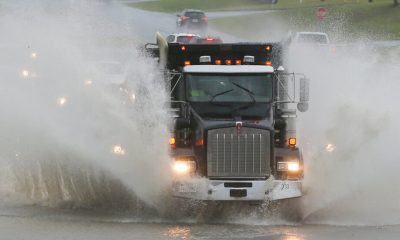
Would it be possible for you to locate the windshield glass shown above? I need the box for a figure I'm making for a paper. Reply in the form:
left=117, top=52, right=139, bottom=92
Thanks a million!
left=185, top=73, right=273, bottom=120
left=186, top=73, right=273, bottom=102
left=176, top=36, right=194, bottom=43
left=185, top=12, right=205, bottom=18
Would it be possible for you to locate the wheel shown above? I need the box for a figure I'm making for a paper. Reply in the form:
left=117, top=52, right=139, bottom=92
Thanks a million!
left=277, top=198, right=303, bottom=222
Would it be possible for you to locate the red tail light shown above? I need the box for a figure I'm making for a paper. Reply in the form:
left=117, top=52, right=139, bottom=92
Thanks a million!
left=206, top=37, right=214, bottom=42
left=180, top=16, right=189, bottom=20
left=202, top=16, right=208, bottom=21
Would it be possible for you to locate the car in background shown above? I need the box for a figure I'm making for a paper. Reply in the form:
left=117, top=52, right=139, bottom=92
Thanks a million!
left=291, top=32, right=330, bottom=45
left=284, top=32, right=332, bottom=49
left=284, top=31, right=336, bottom=55
left=88, top=60, right=127, bottom=87
left=176, top=9, right=208, bottom=31
left=188, top=36, right=223, bottom=44
left=166, top=33, right=201, bottom=44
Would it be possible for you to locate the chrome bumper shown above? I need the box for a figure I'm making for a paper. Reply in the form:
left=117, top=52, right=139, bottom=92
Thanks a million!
left=172, top=177, right=302, bottom=201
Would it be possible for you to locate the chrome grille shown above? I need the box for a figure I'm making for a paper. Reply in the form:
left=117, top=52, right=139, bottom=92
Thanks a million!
left=207, top=127, right=271, bottom=178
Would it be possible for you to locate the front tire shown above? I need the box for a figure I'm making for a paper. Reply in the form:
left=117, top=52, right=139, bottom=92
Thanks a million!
left=277, top=198, right=303, bottom=222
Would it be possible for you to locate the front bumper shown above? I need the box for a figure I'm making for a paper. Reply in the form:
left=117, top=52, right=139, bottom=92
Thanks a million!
left=172, top=177, right=302, bottom=201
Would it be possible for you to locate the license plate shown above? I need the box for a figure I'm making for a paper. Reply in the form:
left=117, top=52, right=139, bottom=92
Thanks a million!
left=178, top=183, right=197, bottom=193
left=191, top=19, right=199, bottom=23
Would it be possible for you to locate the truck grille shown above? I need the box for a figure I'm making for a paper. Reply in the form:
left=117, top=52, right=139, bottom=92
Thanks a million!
left=207, top=127, right=271, bottom=178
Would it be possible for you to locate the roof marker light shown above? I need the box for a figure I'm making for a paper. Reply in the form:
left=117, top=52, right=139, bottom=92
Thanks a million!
left=265, top=45, right=272, bottom=52
left=215, top=59, right=222, bottom=65
left=181, top=46, right=186, bottom=51
left=265, top=60, right=272, bottom=66
left=235, top=60, right=242, bottom=65
left=199, top=56, right=211, bottom=63
left=243, top=55, right=255, bottom=63
left=184, top=60, right=191, bottom=66
left=225, top=59, right=232, bottom=65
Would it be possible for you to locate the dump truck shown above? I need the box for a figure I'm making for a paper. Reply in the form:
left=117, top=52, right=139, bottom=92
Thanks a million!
left=145, top=33, right=310, bottom=201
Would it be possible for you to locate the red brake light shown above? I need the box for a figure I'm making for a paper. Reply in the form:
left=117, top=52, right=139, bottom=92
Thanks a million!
left=206, top=37, right=214, bottom=42
left=181, top=16, right=189, bottom=20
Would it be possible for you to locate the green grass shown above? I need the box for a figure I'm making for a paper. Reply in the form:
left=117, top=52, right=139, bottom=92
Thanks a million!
left=210, top=1, right=400, bottom=40
left=130, top=0, right=395, bottom=13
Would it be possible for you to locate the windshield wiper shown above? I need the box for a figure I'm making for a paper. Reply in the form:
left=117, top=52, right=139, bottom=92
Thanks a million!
left=209, top=89, right=233, bottom=102
left=231, top=82, right=256, bottom=103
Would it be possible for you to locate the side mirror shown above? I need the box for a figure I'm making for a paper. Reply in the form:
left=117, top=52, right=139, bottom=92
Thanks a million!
left=175, top=118, right=190, bottom=129
left=297, top=77, right=310, bottom=112
left=297, top=102, right=309, bottom=112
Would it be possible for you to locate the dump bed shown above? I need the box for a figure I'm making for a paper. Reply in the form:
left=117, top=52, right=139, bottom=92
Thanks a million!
left=167, top=43, right=283, bottom=70
left=144, top=33, right=283, bottom=70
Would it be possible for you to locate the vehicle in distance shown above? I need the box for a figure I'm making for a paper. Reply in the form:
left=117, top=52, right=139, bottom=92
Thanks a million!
left=284, top=31, right=336, bottom=53
left=87, top=60, right=127, bottom=87
left=189, top=36, right=223, bottom=44
left=166, top=33, right=201, bottom=44
left=286, top=31, right=330, bottom=45
left=176, top=9, right=208, bottom=31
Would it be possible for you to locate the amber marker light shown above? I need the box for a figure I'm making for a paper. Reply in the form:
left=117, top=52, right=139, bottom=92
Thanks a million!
left=289, top=138, right=296, bottom=146
left=195, top=138, right=204, bottom=146
left=169, top=136, right=176, bottom=148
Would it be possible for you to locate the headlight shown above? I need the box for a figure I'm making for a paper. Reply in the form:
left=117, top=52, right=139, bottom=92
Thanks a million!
left=172, top=157, right=196, bottom=175
left=287, top=162, right=299, bottom=172
left=277, top=161, right=300, bottom=172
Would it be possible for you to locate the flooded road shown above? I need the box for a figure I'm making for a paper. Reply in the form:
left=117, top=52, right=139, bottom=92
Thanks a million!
left=0, top=0, right=400, bottom=239
left=1, top=205, right=400, bottom=240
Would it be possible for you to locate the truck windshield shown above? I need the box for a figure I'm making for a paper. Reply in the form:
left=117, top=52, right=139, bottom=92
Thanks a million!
left=185, top=73, right=273, bottom=119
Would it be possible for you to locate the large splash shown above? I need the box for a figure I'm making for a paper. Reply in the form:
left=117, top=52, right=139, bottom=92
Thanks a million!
left=296, top=43, right=400, bottom=225
left=0, top=0, right=171, bottom=209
